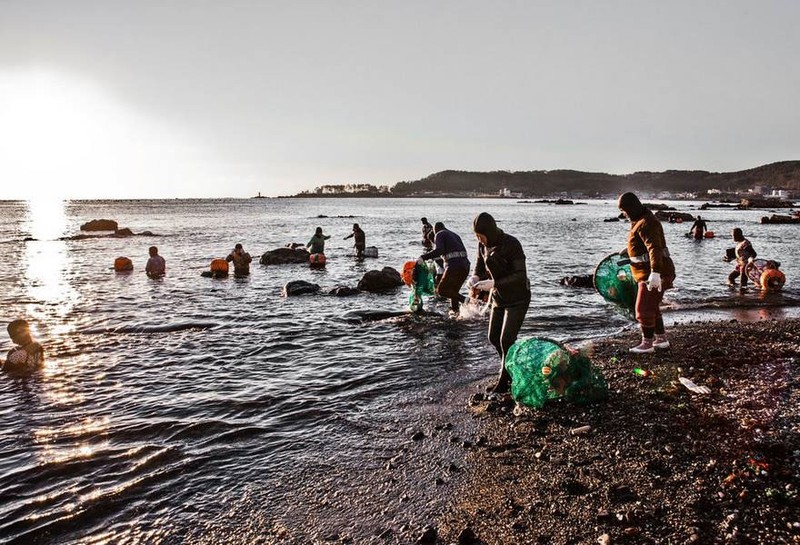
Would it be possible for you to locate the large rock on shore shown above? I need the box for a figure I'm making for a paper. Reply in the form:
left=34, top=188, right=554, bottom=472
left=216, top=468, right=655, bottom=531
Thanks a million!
left=81, top=219, right=118, bottom=231
left=261, top=248, right=310, bottom=265
left=282, top=280, right=320, bottom=296
left=357, top=267, right=403, bottom=293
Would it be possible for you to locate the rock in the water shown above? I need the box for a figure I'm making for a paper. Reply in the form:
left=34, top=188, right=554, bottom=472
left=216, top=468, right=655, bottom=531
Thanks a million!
left=260, top=247, right=310, bottom=265
left=357, top=267, right=403, bottom=292
left=328, top=285, right=360, bottom=297
left=560, top=274, right=594, bottom=288
left=114, top=228, right=135, bottom=237
left=81, top=219, right=118, bottom=231
left=282, top=280, right=320, bottom=296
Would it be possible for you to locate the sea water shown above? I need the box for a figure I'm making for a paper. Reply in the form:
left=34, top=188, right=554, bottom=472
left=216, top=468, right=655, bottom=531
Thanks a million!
left=0, top=197, right=797, bottom=543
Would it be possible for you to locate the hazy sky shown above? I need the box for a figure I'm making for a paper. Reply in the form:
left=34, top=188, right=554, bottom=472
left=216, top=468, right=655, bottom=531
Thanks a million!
left=1, top=1, right=798, bottom=199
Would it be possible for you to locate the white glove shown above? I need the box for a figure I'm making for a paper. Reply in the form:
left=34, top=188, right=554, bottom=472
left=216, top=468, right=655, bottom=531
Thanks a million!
left=646, top=271, right=662, bottom=292
left=747, top=257, right=755, bottom=264
left=466, top=275, right=481, bottom=288
left=416, top=257, right=424, bottom=265
left=473, top=279, right=494, bottom=292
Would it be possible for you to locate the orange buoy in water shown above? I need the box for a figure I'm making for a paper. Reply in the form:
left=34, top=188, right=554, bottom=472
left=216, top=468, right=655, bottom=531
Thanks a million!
left=114, top=256, right=133, bottom=271
left=210, top=258, right=229, bottom=275
left=309, top=253, right=326, bottom=268
left=401, top=260, right=416, bottom=286
left=705, top=231, right=715, bottom=238
left=760, top=269, right=786, bottom=291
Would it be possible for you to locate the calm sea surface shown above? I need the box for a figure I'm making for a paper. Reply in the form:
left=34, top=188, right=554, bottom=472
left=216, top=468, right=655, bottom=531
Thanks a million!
left=1, top=197, right=798, bottom=543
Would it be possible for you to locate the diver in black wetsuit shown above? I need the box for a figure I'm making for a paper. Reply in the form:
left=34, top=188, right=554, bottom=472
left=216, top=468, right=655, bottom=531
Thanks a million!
left=470, top=212, right=531, bottom=394
left=344, top=223, right=366, bottom=259
left=421, top=218, right=433, bottom=250
left=688, top=216, right=707, bottom=240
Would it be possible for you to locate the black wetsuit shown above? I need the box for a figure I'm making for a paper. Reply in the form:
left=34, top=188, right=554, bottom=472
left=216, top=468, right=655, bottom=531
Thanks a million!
left=473, top=213, right=531, bottom=392
left=345, top=227, right=366, bottom=258
left=690, top=219, right=707, bottom=240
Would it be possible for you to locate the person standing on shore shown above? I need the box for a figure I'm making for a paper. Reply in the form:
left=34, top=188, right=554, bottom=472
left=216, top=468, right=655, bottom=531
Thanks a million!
left=618, top=192, right=676, bottom=354
left=726, top=227, right=756, bottom=289
left=145, top=246, right=166, bottom=278
left=307, top=227, right=331, bottom=255
left=470, top=212, right=531, bottom=393
left=343, top=223, right=366, bottom=259
left=226, top=243, right=252, bottom=277
left=688, top=216, right=707, bottom=240
left=419, top=222, right=470, bottom=316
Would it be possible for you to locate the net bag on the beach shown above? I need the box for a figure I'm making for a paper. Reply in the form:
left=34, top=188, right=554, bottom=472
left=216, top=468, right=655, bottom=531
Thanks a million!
left=408, top=261, right=436, bottom=311
left=505, top=338, right=608, bottom=409
left=594, top=252, right=637, bottom=316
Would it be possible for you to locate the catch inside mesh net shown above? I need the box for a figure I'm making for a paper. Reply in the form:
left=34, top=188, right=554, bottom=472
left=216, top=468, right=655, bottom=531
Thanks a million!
left=408, top=261, right=436, bottom=311
left=594, top=252, right=637, bottom=316
left=505, top=337, right=608, bottom=409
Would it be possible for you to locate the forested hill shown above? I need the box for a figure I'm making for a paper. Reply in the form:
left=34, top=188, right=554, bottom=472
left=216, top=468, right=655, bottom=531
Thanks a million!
left=389, top=160, right=800, bottom=196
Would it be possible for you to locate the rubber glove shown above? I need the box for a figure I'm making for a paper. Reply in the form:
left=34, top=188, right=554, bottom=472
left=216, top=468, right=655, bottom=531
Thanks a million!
left=646, top=271, right=662, bottom=292
left=747, top=257, right=755, bottom=264
left=416, top=257, right=425, bottom=265
left=473, top=279, right=494, bottom=292
left=466, top=275, right=481, bottom=288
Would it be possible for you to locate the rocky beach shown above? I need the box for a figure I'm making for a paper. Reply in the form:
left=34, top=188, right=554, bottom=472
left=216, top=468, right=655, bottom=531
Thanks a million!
left=424, top=318, right=800, bottom=545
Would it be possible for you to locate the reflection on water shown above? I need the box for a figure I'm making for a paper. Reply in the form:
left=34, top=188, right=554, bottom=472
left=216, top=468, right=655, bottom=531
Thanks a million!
left=0, top=198, right=797, bottom=544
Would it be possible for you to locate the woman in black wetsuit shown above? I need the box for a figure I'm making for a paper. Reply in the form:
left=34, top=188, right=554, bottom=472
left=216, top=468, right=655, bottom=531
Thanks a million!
left=470, top=212, right=531, bottom=394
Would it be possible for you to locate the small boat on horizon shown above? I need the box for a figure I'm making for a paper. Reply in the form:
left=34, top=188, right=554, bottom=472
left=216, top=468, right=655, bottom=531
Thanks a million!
left=252, top=192, right=267, bottom=199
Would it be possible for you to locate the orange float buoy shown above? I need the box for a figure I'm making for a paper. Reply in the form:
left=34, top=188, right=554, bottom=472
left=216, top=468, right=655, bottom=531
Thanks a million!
left=114, top=256, right=133, bottom=271
left=705, top=231, right=715, bottom=238
left=309, top=253, right=326, bottom=268
left=760, top=269, right=785, bottom=291
left=401, top=260, right=416, bottom=286
left=210, top=258, right=229, bottom=275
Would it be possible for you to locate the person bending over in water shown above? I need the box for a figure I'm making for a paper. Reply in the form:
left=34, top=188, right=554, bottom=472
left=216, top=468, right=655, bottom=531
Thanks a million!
left=4, top=319, right=44, bottom=376
left=344, top=223, right=366, bottom=259
left=307, top=227, right=331, bottom=255
left=726, top=227, right=756, bottom=289
left=145, top=246, right=166, bottom=278
left=226, top=243, right=252, bottom=277
left=471, top=212, right=530, bottom=393
left=618, top=192, right=676, bottom=354
left=419, top=222, right=470, bottom=317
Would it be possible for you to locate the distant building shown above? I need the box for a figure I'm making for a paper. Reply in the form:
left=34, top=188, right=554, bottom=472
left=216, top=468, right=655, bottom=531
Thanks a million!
left=769, top=189, right=790, bottom=199
left=707, top=189, right=722, bottom=195
left=499, top=188, right=523, bottom=198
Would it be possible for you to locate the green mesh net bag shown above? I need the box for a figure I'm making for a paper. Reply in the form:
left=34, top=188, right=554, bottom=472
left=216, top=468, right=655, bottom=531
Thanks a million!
left=408, top=262, right=436, bottom=311
left=594, top=252, right=637, bottom=316
left=505, top=338, right=609, bottom=409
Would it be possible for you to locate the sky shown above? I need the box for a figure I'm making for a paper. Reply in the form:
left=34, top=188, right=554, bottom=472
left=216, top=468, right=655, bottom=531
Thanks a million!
left=1, top=1, right=798, bottom=199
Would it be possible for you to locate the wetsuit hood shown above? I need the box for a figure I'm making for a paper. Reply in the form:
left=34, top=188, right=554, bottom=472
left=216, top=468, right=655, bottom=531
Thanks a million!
left=473, top=212, right=501, bottom=246
left=433, top=222, right=445, bottom=233
left=617, top=192, right=645, bottom=221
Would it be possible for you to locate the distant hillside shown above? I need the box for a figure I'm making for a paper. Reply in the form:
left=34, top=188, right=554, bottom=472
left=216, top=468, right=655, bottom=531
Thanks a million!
left=390, top=161, right=800, bottom=196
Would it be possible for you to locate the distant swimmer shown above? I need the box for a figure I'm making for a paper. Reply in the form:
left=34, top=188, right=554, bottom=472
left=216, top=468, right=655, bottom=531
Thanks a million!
left=471, top=212, right=530, bottom=393
left=726, top=228, right=756, bottom=289
left=344, top=223, right=366, bottom=259
left=307, top=227, right=331, bottom=255
left=145, top=246, right=166, bottom=278
left=688, top=216, right=707, bottom=240
left=226, top=243, right=252, bottom=277
left=419, top=221, right=470, bottom=317
left=618, top=192, right=676, bottom=354
left=4, top=319, right=44, bottom=376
